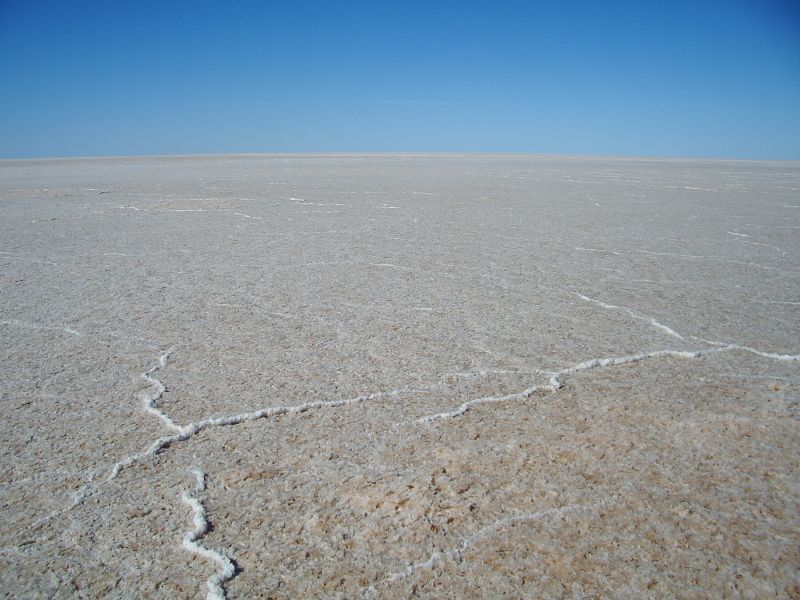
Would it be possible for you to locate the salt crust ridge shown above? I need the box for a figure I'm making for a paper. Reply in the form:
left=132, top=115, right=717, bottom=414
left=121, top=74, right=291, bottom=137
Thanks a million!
left=181, top=469, right=236, bottom=600
left=366, top=499, right=612, bottom=595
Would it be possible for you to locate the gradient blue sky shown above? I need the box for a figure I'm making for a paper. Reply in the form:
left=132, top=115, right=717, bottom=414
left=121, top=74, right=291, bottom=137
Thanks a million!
left=1, top=0, right=798, bottom=159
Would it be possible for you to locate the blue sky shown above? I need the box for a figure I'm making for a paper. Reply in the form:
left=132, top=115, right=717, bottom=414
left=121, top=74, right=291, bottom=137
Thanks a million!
left=1, top=0, right=798, bottom=159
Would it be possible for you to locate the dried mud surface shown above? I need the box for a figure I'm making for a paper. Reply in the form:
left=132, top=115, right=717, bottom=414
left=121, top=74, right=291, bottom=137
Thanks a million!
left=1, top=154, right=798, bottom=598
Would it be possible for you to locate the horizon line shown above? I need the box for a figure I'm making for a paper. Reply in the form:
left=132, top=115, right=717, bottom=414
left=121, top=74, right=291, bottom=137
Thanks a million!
left=1, top=151, right=798, bottom=164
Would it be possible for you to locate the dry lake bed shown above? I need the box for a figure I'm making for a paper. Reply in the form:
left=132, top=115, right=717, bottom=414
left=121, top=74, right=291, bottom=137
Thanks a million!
left=1, top=154, right=798, bottom=598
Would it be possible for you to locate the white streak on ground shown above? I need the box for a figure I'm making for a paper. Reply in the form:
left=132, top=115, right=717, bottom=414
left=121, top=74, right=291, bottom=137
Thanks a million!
left=121, top=206, right=265, bottom=220
left=574, top=247, right=621, bottom=256
left=3, top=254, right=61, bottom=266
left=571, top=292, right=684, bottom=339
left=576, top=243, right=797, bottom=275
left=1, top=319, right=83, bottom=337
left=444, top=368, right=533, bottom=380
left=0, top=319, right=156, bottom=348
left=368, top=262, right=413, bottom=271
left=692, top=337, right=800, bottom=362
left=741, top=240, right=786, bottom=255
left=30, top=467, right=103, bottom=529
left=377, top=500, right=608, bottom=587
left=181, top=469, right=236, bottom=600
left=632, top=249, right=797, bottom=275
left=285, top=197, right=345, bottom=206
left=635, top=249, right=704, bottom=258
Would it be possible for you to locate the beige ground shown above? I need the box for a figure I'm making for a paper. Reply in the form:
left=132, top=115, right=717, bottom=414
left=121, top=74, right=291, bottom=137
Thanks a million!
left=0, top=154, right=798, bottom=599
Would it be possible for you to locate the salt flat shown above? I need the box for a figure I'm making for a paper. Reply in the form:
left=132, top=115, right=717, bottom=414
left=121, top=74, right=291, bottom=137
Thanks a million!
left=1, top=154, right=798, bottom=598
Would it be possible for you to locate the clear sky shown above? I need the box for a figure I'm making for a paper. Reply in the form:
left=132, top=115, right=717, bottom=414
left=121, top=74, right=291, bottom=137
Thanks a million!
left=1, top=0, right=798, bottom=159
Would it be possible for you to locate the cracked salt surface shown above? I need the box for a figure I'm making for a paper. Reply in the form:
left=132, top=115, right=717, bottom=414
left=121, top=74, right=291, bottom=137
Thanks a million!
left=1, top=155, right=799, bottom=598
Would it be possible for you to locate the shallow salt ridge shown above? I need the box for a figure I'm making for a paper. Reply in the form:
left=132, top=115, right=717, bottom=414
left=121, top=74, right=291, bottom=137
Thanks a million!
left=140, top=345, right=182, bottom=433
left=1, top=318, right=83, bottom=337
left=181, top=469, right=236, bottom=600
left=1, top=317, right=160, bottom=348
left=367, top=498, right=612, bottom=594
left=30, top=467, right=102, bottom=529
left=571, top=292, right=684, bottom=339
left=574, top=245, right=797, bottom=276
left=120, top=205, right=263, bottom=220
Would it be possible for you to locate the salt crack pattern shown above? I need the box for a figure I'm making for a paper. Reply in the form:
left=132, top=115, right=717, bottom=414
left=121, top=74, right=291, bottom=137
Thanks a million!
left=104, top=293, right=798, bottom=597
left=181, top=469, right=236, bottom=600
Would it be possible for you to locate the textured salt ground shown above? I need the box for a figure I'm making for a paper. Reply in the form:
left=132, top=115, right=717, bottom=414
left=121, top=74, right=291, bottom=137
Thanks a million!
left=1, top=155, right=799, bottom=598
left=192, top=354, right=797, bottom=599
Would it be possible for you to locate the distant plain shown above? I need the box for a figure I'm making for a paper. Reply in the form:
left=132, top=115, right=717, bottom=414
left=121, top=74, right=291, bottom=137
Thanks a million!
left=1, top=155, right=798, bottom=598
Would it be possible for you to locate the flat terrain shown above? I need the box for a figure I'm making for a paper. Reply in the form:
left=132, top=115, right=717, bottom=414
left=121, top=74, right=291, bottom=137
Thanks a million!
left=1, top=154, right=798, bottom=599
